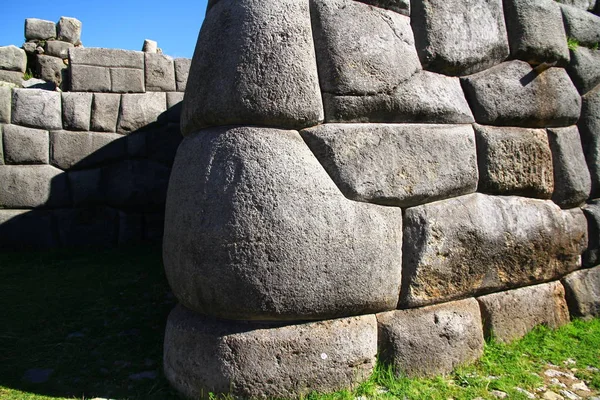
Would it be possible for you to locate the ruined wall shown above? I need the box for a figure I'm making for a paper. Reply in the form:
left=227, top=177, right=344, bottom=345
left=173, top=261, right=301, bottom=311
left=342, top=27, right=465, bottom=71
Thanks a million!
left=162, top=0, right=600, bottom=398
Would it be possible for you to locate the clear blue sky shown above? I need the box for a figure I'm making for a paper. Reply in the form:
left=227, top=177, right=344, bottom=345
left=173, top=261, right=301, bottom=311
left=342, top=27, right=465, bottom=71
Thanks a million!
left=0, top=0, right=208, bottom=59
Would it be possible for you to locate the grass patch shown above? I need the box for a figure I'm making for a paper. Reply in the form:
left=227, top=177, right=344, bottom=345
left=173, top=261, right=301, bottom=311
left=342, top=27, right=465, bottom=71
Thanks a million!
left=1, top=246, right=599, bottom=399
left=568, top=37, right=580, bottom=51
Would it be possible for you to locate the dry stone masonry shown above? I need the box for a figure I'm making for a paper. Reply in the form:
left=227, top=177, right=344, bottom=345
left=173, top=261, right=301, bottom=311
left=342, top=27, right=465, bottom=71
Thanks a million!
left=160, top=0, right=600, bottom=398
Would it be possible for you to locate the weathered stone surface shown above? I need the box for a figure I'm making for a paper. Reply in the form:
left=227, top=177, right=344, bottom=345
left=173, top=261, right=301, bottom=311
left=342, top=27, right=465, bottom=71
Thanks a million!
left=301, top=123, right=478, bottom=207
left=567, top=47, right=600, bottom=95
left=377, top=299, right=484, bottom=377
left=91, top=93, right=120, bottom=132
left=311, top=0, right=420, bottom=95
left=164, top=306, right=377, bottom=398
left=0, top=70, right=23, bottom=86
left=166, top=92, right=184, bottom=123
left=579, top=86, right=600, bottom=197
left=117, top=92, right=166, bottom=133
left=562, top=266, right=600, bottom=318
left=411, top=0, right=509, bottom=75
left=25, top=18, right=56, bottom=41
left=126, top=131, right=146, bottom=158
left=69, top=48, right=144, bottom=69
left=55, top=207, right=117, bottom=247
left=401, top=193, right=587, bottom=308
left=503, top=0, right=570, bottom=66
left=142, top=39, right=158, bottom=53
left=68, top=168, right=103, bottom=206
left=173, top=58, right=190, bottom=92
left=44, top=41, right=73, bottom=59
left=145, top=54, right=176, bottom=92
left=477, top=281, right=570, bottom=343
left=164, top=126, right=403, bottom=321
left=181, top=0, right=323, bottom=133
left=0, top=86, right=11, bottom=123
left=560, top=0, right=597, bottom=10
left=474, top=124, right=554, bottom=199
left=36, top=55, right=67, bottom=88
left=355, top=0, right=410, bottom=15
left=2, top=124, right=49, bottom=164
left=0, top=165, right=69, bottom=208
left=11, top=89, right=62, bottom=130
left=582, top=200, right=600, bottom=267
left=461, top=61, right=582, bottom=127
left=0, top=209, right=57, bottom=249
left=0, top=45, right=27, bottom=72
left=110, top=67, right=145, bottom=93
left=50, top=130, right=125, bottom=170
left=145, top=123, right=182, bottom=165
left=0, top=125, right=4, bottom=165
left=560, top=4, right=600, bottom=47
left=70, top=64, right=111, bottom=92
left=57, top=17, right=82, bottom=45
left=62, top=92, right=92, bottom=131
left=547, top=126, right=591, bottom=208
left=323, top=71, right=474, bottom=124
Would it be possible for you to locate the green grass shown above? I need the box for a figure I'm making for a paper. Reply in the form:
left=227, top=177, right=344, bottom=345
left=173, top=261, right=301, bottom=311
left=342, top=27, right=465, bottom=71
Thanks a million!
left=568, top=37, right=580, bottom=51
left=1, top=246, right=599, bottom=400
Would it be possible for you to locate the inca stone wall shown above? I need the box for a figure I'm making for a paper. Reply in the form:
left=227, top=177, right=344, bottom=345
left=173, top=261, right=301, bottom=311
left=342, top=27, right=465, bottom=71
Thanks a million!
left=162, top=0, right=600, bottom=398
left=0, top=17, right=190, bottom=248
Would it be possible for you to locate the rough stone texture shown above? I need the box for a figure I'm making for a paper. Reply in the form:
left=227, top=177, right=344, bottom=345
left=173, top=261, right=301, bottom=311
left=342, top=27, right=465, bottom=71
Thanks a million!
left=142, top=39, right=158, bottom=53
left=401, top=193, right=587, bottom=308
left=0, top=165, right=69, bottom=208
left=477, top=281, right=570, bottom=343
left=70, top=64, right=111, bottom=92
left=145, top=123, right=182, bottom=165
left=166, top=92, right=184, bottom=123
left=11, top=89, right=62, bottom=130
left=164, top=306, right=377, bottom=398
left=322, top=71, right=474, bottom=124
left=50, top=130, right=125, bottom=170
left=547, top=126, right=591, bottom=208
left=301, top=123, right=478, bottom=207
left=311, top=0, right=421, bottom=96
left=68, top=168, right=103, bottom=206
left=126, top=131, right=147, bottom=158
left=579, top=86, right=600, bottom=197
left=117, top=92, right=167, bottom=133
left=567, top=47, right=600, bottom=95
left=560, top=0, right=597, bottom=10
left=461, top=61, right=582, bottom=127
left=0, top=45, right=27, bottom=72
left=0, top=125, right=3, bottom=165
left=560, top=4, right=600, bottom=47
left=45, top=41, right=74, bottom=59
left=0, top=70, right=23, bottom=86
left=0, top=86, right=11, bottom=123
left=62, top=92, right=92, bottom=131
left=145, top=53, right=176, bottom=92
left=582, top=200, right=600, bottom=267
left=36, top=55, right=67, bottom=89
left=25, top=18, right=56, bottom=41
left=174, top=58, right=191, bottom=92
left=355, top=0, right=410, bottom=15
left=562, top=266, right=600, bottom=318
left=377, top=299, right=484, bottom=377
left=474, top=124, right=554, bottom=199
left=57, top=17, right=82, bottom=45
left=181, top=0, right=324, bottom=134
left=164, top=126, right=404, bottom=321
left=69, top=48, right=144, bottom=69
left=0, top=209, right=57, bottom=249
left=410, top=0, right=509, bottom=76
left=91, top=93, right=120, bottom=132
left=55, top=207, right=118, bottom=247
left=503, top=0, right=570, bottom=66
left=110, top=67, right=145, bottom=93
left=2, top=124, right=49, bottom=164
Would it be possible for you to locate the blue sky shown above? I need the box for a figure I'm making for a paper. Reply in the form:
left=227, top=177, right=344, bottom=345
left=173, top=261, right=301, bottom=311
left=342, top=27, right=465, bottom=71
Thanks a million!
left=0, top=0, right=208, bottom=59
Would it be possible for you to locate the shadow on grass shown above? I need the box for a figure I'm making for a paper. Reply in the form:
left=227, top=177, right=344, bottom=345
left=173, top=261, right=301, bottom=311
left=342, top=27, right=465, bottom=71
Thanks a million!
left=0, top=245, right=182, bottom=400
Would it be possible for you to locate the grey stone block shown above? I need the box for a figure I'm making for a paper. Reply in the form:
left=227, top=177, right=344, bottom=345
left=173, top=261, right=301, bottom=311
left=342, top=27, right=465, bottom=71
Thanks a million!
left=377, top=299, right=484, bottom=377
left=560, top=0, right=597, bottom=10
left=579, top=86, right=600, bottom=197
left=461, top=60, right=581, bottom=127
left=582, top=200, right=600, bottom=267
left=547, top=126, right=591, bottom=208
left=562, top=266, right=600, bottom=318
left=55, top=207, right=118, bottom=247
left=0, top=209, right=57, bottom=249
left=474, top=124, right=554, bottom=199
left=117, top=92, right=166, bottom=133
left=0, top=165, right=69, bottom=208
left=0, top=125, right=4, bottom=165
left=118, top=211, right=144, bottom=244
left=164, top=306, right=377, bottom=398
left=401, top=193, right=587, bottom=308
left=0, top=71, right=23, bottom=86
left=311, top=0, right=420, bottom=95
left=174, top=58, right=190, bottom=92
left=68, top=168, right=103, bottom=206
left=181, top=0, right=324, bottom=134
left=145, top=123, right=182, bottom=165
left=477, top=281, right=570, bottom=343
left=44, top=41, right=73, bottom=59
left=70, top=64, right=111, bottom=92
left=126, top=131, right=146, bottom=158
left=36, top=55, right=68, bottom=89
left=69, top=48, right=144, bottom=69
left=0, top=86, right=11, bottom=123
left=2, top=124, right=49, bottom=164
left=323, top=71, right=475, bottom=124
left=163, top=126, right=404, bottom=321
left=91, top=93, right=120, bottom=132
left=503, top=0, right=570, bottom=66
left=25, top=18, right=56, bottom=41
left=56, top=17, right=82, bottom=45
left=110, top=67, right=145, bottom=93
left=0, top=45, right=27, bottom=73
left=301, top=123, right=478, bottom=207
left=560, top=4, right=600, bottom=47
left=142, top=39, right=158, bottom=53
left=11, top=89, right=62, bottom=130
left=567, top=47, right=600, bottom=95
left=62, top=92, right=92, bottom=131
left=411, top=0, right=509, bottom=75
left=355, top=0, right=410, bottom=15
left=145, top=54, right=176, bottom=92
left=166, top=92, right=184, bottom=123
left=50, top=130, right=125, bottom=170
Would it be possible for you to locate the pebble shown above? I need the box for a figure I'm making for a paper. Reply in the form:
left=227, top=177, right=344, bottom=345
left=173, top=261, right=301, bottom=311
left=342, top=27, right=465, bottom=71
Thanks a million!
left=550, top=378, right=568, bottom=388
left=22, top=368, right=53, bottom=384
left=545, top=369, right=576, bottom=380
left=543, top=390, right=565, bottom=400
left=491, top=390, right=508, bottom=399
left=515, top=387, right=536, bottom=399
left=571, top=382, right=590, bottom=392
left=564, top=359, right=577, bottom=365
left=587, top=366, right=599, bottom=372
left=560, top=390, right=581, bottom=400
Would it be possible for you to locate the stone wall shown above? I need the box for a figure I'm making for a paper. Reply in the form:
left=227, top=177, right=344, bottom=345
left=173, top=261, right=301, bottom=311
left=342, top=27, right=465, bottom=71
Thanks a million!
left=161, top=0, right=600, bottom=398
left=0, top=17, right=190, bottom=248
